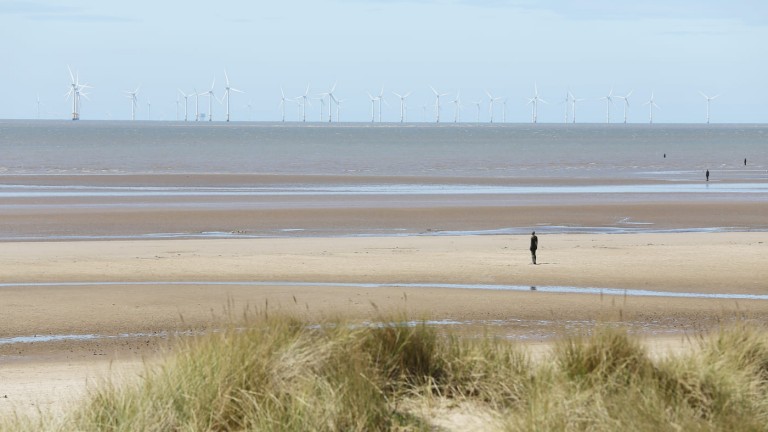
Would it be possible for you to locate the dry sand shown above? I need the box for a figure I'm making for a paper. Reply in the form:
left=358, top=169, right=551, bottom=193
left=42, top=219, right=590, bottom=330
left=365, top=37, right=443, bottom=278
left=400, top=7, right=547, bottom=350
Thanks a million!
left=1, top=232, right=768, bottom=416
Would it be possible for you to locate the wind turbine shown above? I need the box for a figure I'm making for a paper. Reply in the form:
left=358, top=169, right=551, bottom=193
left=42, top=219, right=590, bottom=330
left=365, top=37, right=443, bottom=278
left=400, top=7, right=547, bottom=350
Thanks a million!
left=376, top=88, right=387, bottom=122
left=367, top=92, right=377, bottom=123
left=221, top=70, right=244, bottom=122
left=527, top=84, right=546, bottom=124
left=179, top=89, right=191, bottom=121
left=502, top=98, right=509, bottom=123
left=65, top=66, right=91, bottom=121
left=430, top=86, right=449, bottom=123
left=644, top=91, right=660, bottom=124
left=392, top=91, right=411, bottom=123
left=569, top=91, right=585, bottom=124
left=486, top=90, right=502, bottom=123
left=562, top=91, right=570, bottom=123
left=319, top=83, right=338, bottom=123
left=194, top=88, right=201, bottom=121
left=600, top=88, right=614, bottom=123
left=450, top=92, right=462, bottom=123
left=147, top=99, right=151, bottom=121
left=36, top=94, right=41, bottom=119
left=315, top=95, right=326, bottom=122
left=699, top=91, right=720, bottom=124
left=279, top=87, right=289, bottom=122
left=204, top=77, right=216, bottom=121
left=124, top=86, right=140, bottom=121
left=615, top=90, right=633, bottom=124
left=297, top=84, right=311, bottom=122
left=472, top=100, right=482, bottom=122
left=335, top=98, right=345, bottom=122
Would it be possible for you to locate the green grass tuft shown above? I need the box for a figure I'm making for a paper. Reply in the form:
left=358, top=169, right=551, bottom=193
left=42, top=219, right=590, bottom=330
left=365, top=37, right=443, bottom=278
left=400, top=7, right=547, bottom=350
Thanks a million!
left=5, top=317, right=768, bottom=431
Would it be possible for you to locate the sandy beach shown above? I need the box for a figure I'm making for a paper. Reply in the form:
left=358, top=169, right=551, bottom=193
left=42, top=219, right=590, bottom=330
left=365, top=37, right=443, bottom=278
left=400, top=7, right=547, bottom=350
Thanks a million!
left=2, top=232, right=768, bottom=415
left=1, top=168, right=767, bottom=417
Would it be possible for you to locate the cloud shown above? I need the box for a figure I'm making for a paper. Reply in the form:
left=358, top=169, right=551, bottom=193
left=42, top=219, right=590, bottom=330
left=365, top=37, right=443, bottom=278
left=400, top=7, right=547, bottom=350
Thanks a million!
left=346, top=0, right=767, bottom=26
left=0, top=0, right=136, bottom=23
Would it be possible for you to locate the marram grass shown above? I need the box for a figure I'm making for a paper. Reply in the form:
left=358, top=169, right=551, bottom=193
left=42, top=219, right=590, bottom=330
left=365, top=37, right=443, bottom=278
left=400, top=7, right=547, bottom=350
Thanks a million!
left=5, top=316, right=768, bottom=431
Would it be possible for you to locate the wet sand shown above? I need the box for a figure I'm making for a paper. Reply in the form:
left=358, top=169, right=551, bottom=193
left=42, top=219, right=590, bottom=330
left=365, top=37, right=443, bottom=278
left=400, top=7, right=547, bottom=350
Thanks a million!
left=1, top=174, right=767, bottom=240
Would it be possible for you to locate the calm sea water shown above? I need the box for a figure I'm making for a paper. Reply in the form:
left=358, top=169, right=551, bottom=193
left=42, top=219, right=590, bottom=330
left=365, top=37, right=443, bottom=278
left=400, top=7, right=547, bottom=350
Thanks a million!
left=1, top=120, right=766, bottom=180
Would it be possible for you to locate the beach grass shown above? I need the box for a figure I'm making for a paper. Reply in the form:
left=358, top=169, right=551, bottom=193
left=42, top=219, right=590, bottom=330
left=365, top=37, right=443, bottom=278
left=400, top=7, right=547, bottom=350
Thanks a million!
left=5, top=314, right=768, bottom=431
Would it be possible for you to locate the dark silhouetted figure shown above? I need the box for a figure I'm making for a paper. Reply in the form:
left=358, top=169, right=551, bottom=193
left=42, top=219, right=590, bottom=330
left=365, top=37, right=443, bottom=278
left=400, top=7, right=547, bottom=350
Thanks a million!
left=663, top=153, right=666, bottom=158
left=706, top=169, right=710, bottom=181
left=530, top=231, right=538, bottom=265
left=745, top=158, right=747, bottom=166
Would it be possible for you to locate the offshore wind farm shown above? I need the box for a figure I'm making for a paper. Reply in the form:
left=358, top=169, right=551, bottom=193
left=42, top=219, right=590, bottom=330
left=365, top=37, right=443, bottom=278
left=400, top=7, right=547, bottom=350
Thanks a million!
left=45, top=66, right=737, bottom=125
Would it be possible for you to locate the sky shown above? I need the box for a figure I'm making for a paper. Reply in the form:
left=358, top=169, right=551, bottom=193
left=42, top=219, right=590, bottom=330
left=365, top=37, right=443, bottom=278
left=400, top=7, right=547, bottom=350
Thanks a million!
left=2, top=0, right=767, bottom=123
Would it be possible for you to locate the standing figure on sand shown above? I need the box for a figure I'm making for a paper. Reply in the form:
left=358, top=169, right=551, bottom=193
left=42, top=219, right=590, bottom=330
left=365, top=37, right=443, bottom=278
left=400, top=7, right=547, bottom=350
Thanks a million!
left=530, top=231, right=538, bottom=265
left=706, top=169, right=710, bottom=182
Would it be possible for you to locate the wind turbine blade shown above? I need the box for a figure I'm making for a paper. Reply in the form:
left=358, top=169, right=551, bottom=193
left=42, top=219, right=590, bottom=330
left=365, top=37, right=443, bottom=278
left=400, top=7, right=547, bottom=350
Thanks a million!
left=224, top=70, right=230, bottom=86
left=699, top=91, right=708, bottom=99
left=392, top=92, right=402, bottom=98
left=231, top=88, right=244, bottom=94
left=404, top=92, right=411, bottom=98
left=430, top=86, right=438, bottom=96
left=280, top=86, right=285, bottom=98
left=712, top=94, right=720, bottom=100
left=67, top=65, right=75, bottom=83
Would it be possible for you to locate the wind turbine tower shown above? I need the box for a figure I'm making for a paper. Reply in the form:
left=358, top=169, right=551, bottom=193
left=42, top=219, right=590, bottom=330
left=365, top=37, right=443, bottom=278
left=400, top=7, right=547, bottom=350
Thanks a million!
left=367, top=92, right=377, bottom=123
left=65, top=66, right=91, bottom=121
left=298, top=84, right=311, bottom=122
left=377, top=88, right=387, bottom=123
left=486, top=90, right=502, bottom=123
left=699, top=91, right=720, bottom=124
left=194, top=89, right=201, bottom=121
left=450, top=92, right=462, bottom=123
left=472, top=100, right=482, bottom=122
left=644, top=92, right=660, bottom=124
left=317, top=83, right=337, bottom=123
left=179, top=90, right=191, bottom=121
left=600, top=88, right=614, bottom=123
left=204, top=78, right=216, bottom=121
left=527, top=84, right=546, bottom=124
left=430, top=86, right=449, bottom=123
left=279, top=87, right=288, bottom=122
left=615, top=90, right=633, bottom=124
left=393, top=91, right=411, bottom=123
left=502, top=98, right=508, bottom=123
left=569, top=91, right=585, bottom=124
left=222, top=70, right=244, bottom=122
left=125, top=86, right=140, bottom=121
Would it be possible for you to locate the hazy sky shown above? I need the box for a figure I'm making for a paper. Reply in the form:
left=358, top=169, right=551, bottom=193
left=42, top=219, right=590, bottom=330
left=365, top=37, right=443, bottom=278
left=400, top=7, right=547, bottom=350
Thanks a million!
left=2, top=0, right=767, bottom=123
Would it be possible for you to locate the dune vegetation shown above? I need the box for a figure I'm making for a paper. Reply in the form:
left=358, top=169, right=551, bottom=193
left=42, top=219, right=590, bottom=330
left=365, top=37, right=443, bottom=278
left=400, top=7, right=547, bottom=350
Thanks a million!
left=6, top=312, right=768, bottom=431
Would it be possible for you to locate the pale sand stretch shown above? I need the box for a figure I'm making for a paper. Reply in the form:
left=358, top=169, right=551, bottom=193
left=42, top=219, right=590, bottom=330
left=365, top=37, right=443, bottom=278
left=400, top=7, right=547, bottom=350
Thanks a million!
left=1, top=232, right=768, bottom=416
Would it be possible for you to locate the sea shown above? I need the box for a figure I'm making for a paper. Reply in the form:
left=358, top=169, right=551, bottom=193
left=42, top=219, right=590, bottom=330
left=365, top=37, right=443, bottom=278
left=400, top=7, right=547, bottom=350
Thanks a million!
left=0, top=120, right=766, bottom=179
left=0, top=120, right=766, bottom=240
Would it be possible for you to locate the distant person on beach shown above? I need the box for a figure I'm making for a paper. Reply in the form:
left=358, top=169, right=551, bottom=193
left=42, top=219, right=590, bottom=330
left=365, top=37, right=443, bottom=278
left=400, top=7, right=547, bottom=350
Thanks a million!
left=706, top=170, right=710, bottom=181
left=530, top=231, right=538, bottom=265
left=745, top=158, right=747, bottom=166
